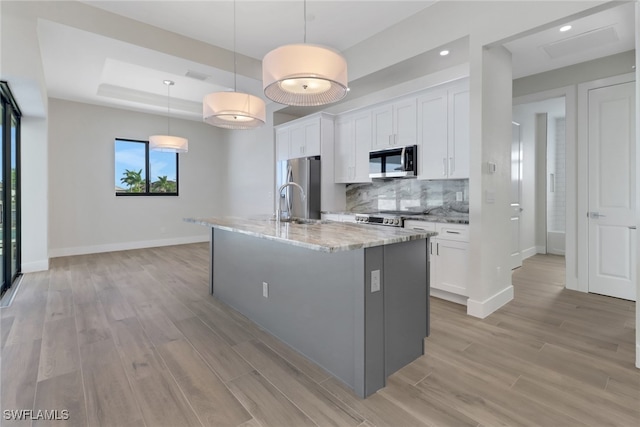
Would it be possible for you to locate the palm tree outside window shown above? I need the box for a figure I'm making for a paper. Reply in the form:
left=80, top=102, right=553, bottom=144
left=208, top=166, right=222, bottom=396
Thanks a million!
left=114, top=139, right=179, bottom=196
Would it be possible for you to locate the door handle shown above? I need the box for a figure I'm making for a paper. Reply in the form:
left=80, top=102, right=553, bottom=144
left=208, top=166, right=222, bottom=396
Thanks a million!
left=449, top=157, right=454, bottom=175
left=588, top=212, right=606, bottom=219
left=436, top=242, right=439, bottom=256
left=629, top=226, right=637, bottom=230
left=445, top=230, right=461, bottom=234
left=442, top=158, right=447, bottom=176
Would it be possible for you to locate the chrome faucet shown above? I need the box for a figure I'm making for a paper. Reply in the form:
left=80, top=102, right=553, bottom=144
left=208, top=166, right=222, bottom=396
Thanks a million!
left=276, top=182, right=306, bottom=222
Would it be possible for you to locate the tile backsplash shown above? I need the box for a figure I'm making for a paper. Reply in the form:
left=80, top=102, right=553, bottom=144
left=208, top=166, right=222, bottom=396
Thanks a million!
left=346, top=179, right=469, bottom=213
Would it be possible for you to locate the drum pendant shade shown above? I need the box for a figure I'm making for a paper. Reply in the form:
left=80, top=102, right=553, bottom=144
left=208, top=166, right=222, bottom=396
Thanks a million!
left=149, top=135, right=188, bottom=153
left=150, top=80, right=188, bottom=153
left=262, top=43, right=348, bottom=106
left=203, top=91, right=266, bottom=129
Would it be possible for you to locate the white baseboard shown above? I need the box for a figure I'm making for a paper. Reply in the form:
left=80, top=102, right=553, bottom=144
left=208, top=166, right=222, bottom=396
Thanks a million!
left=430, top=288, right=468, bottom=306
left=49, top=235, right=209, bottom=258
left=536, top=245, right=546, bottom=254
left=22, top=259, right=50, bottom=273
left=466, top=285, right=514, bottom=319
left=548, top=249, right=566, bottom=256
left=521, top=246, right=538, bottom=260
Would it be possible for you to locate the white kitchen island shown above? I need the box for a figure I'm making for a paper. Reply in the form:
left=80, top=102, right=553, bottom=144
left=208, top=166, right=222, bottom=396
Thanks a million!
left=185, top=216, right=436, bottom=398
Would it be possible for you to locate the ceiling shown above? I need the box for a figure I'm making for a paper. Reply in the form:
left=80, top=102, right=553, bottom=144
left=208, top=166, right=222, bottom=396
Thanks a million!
left=32, top=1, right=637, bottom=121
left=504, top=1, right=636, bottom=79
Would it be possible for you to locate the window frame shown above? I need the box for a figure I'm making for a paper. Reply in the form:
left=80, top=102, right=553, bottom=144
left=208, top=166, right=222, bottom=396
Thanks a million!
left=115, top=138, right=179, bottom=197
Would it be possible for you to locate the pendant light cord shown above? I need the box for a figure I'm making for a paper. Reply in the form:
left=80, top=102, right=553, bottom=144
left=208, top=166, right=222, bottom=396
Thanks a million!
left=167, top=82, right=171, bottom=135
left=233, top=0, right=237, bottom=92
left=303, top=0, right=307, bottom=44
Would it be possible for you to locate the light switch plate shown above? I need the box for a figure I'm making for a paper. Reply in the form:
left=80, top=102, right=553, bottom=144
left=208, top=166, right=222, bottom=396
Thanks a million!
left=262, top=282, right=269, bottom=298
left=371, top=270, right=381, bottom=293
left=485, top=189, right=496, bottom=204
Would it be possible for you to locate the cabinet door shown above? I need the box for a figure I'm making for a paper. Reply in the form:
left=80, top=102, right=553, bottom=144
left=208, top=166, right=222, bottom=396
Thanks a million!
left=371, top=104, right=393, bottom=150
left=417, top=89, right=448, bottom=179
left=304, top=120, right=321, bottom=157
left=432, top=238, right=469, bottom=296
left=393, top=99, right=417, bottom=147
left=334, top=118, right=354, bottom=183
left=448, top=86, right=470, bottom=179
left=352, top=112, right=372, bottom=183
left=289, top=125, right=306, bottom=158
left=276, top=128, right=290, bottom=161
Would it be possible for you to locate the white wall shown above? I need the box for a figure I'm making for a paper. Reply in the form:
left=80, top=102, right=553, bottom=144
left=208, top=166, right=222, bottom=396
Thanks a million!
left=224, top=103, right=280, bottom=216
left=513, top=97, right=565, bottom=257
left=513, top=50, right=635, bottom=98
left=21, top=117, right=49, bottom=272
left=2, top=1, right=50, bottom=272
left=466, top=44, right=515, bottom=318
left=48, top=99, right=229, bottom=257
left=634, top=1, right=639, bottom=370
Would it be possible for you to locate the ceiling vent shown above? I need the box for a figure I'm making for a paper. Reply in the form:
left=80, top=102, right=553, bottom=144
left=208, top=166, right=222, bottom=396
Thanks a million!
left=541, top=26, right=619, bottom=59
left=185, top=70, right=210, bottom=81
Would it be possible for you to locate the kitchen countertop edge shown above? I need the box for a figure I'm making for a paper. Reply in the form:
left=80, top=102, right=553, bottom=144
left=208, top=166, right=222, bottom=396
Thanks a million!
left=321, top=211, right=470, bottom=225
left=185, top=216, right=437, bottom=253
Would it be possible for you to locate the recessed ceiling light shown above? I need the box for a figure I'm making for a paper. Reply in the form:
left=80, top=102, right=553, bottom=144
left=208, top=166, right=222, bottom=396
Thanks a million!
left=560, top=25, right=572, bottom=32
left=440, top=50, right=450, bottom=56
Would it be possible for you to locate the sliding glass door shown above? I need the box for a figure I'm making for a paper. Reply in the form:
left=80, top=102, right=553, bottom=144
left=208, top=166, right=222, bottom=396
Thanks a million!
left=0, top=82, right=21, bottom=296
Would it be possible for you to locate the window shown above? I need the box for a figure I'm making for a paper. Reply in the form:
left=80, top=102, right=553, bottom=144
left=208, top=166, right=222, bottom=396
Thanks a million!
left=0, top=81, right=21, bottom=297
left=115, top=138, right=179, bottom=196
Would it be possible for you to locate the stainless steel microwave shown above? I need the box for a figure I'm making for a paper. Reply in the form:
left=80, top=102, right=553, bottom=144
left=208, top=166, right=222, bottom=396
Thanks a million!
left=369, top=145, right=417, bottom=179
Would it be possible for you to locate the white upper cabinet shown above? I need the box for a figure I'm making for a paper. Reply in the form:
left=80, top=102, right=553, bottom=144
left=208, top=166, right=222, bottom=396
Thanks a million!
left=448, top=85, right=470, bottom=179
left=371, top=98, right=417, bottom=150
left=417, top=88, right=448, bottom=179
left=277, top=116, right=322, bottom=160
left=418, top=81, right=470, bottom=179
left=334, top=111, right=372, bottom=183
left=276, top=128, right=290, bottom=161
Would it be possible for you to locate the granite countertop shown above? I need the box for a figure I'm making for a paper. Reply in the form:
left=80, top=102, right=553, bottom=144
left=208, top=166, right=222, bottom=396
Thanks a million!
left=185, top=216, right=436, bottom=253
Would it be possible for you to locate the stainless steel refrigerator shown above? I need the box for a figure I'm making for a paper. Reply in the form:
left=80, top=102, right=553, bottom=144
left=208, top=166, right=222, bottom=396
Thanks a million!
left=276, top=156, right=321, bottom=220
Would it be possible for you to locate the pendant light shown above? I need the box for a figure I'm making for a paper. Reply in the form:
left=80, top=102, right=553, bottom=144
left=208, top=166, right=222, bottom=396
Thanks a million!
left=203, top=1, right=266, bottom=129
left=150, top=80, right=188, bottom=153
left=262, top=0, right=348, bottom=106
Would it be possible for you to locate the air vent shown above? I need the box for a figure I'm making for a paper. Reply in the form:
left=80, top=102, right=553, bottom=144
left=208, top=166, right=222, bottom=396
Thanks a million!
left=185, top=70, right=210, bottom=81
left=541, top=26, right=619, bottom=59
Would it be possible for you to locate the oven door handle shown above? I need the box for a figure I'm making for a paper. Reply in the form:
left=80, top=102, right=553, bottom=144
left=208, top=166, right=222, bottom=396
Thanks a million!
left=400, top=146, right=406, bottom=171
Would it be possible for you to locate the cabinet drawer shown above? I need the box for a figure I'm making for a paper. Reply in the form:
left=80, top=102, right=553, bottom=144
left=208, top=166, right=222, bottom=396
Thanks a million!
left=403, top=220, right=436, bottom=232
left=435, top=223, right=469, bottom=242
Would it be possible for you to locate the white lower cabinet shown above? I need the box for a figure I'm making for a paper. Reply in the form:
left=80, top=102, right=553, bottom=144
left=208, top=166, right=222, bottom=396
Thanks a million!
left=404, top=221, right=469, bottom=299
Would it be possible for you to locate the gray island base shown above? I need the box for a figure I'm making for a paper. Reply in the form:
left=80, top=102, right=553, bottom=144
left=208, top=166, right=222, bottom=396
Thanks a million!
left=186, top=217, right=434, bottom=398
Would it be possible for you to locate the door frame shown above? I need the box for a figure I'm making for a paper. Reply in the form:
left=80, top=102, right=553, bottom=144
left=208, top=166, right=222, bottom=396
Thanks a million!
left=513, top=85, right=577, bottom=291
left=0, top=81, right=22, bottom=297
left=577, top=73, right=636, bottom=294
left=510, top=121, right=523, bottom=270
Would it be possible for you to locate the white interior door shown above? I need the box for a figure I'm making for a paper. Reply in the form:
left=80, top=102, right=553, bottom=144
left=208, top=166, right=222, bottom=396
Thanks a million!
left=511, top=122, right=523, bottom=269
left=588, top=81, right=636, bottom=301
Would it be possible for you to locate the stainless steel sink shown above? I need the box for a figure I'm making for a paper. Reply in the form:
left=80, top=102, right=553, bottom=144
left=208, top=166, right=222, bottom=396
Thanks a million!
left=270, top=217, right=329, bottom=225
left=289, top=218, right=329, bottom=225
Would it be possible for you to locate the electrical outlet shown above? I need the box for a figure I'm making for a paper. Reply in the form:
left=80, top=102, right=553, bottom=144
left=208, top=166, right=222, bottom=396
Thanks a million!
left=456, top=191, right=463, bottom=201
left=262, top=282, right=269, bottom=298
left=371, top=270, right=381, bottom=293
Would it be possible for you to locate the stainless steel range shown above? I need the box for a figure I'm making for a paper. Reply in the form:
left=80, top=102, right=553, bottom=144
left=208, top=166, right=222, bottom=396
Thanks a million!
left=355, top=212, right=406, bottom=227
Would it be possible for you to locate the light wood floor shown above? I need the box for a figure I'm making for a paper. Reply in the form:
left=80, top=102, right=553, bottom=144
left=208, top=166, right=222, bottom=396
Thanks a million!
left=1, top=245, right=638, bottom=426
